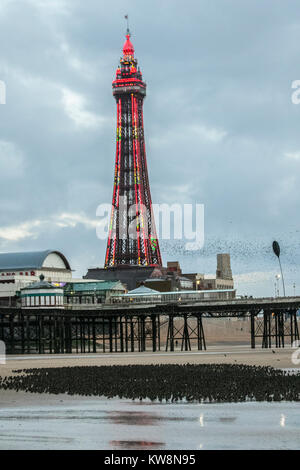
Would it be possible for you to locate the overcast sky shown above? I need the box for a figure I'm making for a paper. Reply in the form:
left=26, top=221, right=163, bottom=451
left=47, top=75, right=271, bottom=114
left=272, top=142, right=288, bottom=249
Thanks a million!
left=0, top=0, right=300, bottom=296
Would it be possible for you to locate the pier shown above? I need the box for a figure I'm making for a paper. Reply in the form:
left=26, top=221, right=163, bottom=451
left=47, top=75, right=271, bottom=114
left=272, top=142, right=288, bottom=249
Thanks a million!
left=0, top=296, right=299, bottom=354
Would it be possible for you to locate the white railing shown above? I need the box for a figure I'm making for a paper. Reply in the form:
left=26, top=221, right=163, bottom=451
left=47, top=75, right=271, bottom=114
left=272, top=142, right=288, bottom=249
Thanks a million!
left=109, top=289, right=236, bottom=305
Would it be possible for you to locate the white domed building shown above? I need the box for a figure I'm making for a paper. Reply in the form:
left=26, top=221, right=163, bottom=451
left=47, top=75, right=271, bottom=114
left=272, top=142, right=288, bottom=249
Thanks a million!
left=0, top=250, right=72, bottom=305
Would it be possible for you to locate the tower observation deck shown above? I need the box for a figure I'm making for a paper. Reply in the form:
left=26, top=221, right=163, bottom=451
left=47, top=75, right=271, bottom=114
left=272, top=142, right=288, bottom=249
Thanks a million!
left=104, top=31, right=162, bottom=268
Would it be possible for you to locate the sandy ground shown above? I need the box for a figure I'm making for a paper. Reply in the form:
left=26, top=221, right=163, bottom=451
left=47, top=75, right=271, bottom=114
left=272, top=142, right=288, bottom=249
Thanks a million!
left=0, top=388, right=105, bottom=408
left=0, top=345, right=299, bottom=408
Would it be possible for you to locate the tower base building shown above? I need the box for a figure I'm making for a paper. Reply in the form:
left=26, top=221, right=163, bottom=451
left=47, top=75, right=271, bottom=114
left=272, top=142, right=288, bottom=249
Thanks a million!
left=85, top=265, right=167, bottom=291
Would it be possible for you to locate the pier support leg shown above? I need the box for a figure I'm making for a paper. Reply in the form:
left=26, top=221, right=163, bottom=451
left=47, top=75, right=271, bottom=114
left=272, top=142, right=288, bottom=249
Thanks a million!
left=120, top=317, right=124, bottom=353
left=262, top=310, right=272, bottom=348
left=197, top=314, right=206, bottom=351
left=151, top=314, right=157, bottom=352
left=278, top=312, right=285, bottom=348
left=250, top=312, right=255, bottom=349
left=130, top=317, right=135, bottom=352
left=290, top=310, right=299, bottom=345
left=140, top=316, right=146, bottom=352
left=125, top=316, right=128, bottom=352
left=181, top=314, right=191, bottom=351
left=92, top=318, right=96, bottom=353
left=109, top=317, right=113, bottom=353
left=166, top=315, right=174, bottom=352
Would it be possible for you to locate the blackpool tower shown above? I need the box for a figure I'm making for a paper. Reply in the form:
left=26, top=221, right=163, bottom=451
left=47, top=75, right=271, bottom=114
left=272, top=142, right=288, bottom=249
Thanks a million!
left=104, top=28, right=162, bottom=268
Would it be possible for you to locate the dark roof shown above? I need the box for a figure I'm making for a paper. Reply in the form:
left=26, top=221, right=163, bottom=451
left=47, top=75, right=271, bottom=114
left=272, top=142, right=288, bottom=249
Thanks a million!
left=0, top=250, right=71, bottom=271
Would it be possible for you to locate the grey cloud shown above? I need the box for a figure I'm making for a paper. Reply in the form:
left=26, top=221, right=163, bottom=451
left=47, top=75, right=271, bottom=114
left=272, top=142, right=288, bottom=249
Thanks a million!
left=0, top=0, right=300, bottom=296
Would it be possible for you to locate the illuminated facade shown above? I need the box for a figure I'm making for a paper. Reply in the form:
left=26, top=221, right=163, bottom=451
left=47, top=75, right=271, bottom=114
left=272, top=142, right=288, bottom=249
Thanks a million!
left=104, top=31, right=162, bottom=268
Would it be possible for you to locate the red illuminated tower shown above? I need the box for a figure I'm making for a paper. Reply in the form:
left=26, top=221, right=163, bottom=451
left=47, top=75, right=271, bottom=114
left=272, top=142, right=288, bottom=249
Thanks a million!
left=104, top=30, right=162, bottom=268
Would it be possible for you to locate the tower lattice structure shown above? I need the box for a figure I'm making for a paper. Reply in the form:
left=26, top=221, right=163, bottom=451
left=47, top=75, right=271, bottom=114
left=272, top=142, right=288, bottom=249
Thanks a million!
left=105, top=32, right=162, bottom=268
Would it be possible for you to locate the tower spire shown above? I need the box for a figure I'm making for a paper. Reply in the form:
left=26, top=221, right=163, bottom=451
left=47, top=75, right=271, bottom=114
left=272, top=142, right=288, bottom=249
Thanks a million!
left=122, top=16, right=134, bottom=58
left=124, top=14, right=130, bottom=36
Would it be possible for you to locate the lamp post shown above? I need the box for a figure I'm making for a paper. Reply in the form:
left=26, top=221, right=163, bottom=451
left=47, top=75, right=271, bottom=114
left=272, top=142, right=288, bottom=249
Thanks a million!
left=272, top=241, right=286, bottom=297
left=275, top=274, right=281, bottom=297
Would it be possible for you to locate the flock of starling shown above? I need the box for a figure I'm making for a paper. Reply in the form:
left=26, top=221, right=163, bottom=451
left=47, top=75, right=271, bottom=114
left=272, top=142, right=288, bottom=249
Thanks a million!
left=1, top=363, right=300, bottom=402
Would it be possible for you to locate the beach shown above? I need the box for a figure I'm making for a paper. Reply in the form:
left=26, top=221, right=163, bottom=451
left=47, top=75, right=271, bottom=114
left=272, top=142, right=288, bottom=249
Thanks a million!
left=0, top=345, right=299, bottom=450
left=0, top=345, right=298, bottom=381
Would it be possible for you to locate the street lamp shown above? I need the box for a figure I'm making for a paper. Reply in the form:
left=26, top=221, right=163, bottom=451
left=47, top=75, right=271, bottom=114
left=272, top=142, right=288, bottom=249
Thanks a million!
left=272, top=241, right=286, bottom=297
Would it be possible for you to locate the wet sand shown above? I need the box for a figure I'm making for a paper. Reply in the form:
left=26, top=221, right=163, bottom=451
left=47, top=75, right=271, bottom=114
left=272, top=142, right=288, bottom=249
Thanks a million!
left=0, top=388, right=103, bottom=408
left=0, top=395, right=299, bottom=450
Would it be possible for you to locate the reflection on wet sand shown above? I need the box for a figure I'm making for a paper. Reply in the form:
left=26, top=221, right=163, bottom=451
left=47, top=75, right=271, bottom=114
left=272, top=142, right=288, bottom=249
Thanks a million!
left=219, top=417, right=237, bottom=423
left=107, top=410, right=195, bottom=425
left=110, top=440, right=165, bottom=449
left=108, top=411, right=156, bottom=426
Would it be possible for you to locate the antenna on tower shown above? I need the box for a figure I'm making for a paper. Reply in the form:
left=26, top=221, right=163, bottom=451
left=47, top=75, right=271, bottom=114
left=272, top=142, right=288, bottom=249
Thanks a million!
left=124, top=14, right=130, bottom=36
